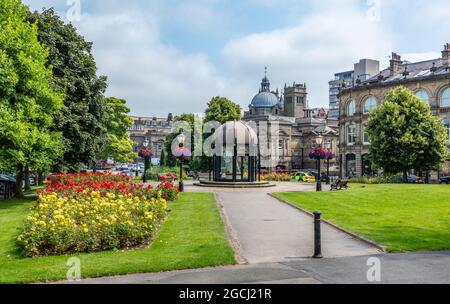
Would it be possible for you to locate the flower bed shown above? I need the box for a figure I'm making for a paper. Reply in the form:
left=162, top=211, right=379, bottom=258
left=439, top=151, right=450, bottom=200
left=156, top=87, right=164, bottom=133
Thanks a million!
left=17, top=173, right=177, bottom=257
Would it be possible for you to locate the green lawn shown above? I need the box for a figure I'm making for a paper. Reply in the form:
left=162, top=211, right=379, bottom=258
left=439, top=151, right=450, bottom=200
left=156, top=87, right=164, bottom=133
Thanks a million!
left=274, top=184, right=450, bottom=253
left=0, top=193, right=236, bottom=283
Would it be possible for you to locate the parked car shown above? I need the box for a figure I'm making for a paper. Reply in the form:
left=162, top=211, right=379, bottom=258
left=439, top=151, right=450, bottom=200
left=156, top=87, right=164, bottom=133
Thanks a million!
left=308, top=170, right=329, bottom=183
left=439, top=176, right=450, bottom=184
left=292, top=172, right=316, bottom=183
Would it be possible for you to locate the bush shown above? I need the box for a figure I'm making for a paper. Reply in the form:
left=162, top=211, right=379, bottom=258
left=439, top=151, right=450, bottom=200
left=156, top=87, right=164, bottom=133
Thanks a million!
left=17, top=173, right=176, bottom=257
left=348, top=175, right=404, bottom=184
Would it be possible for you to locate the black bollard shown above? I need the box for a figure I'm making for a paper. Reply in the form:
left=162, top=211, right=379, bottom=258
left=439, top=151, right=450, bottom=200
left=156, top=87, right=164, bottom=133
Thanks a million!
left=313, top=211, right=323, bottom=259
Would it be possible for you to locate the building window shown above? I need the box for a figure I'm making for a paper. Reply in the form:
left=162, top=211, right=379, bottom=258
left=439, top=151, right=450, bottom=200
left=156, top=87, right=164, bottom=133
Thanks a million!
left=415, top=90, right=430, bottom=105
left=441, top=88, right=450, bottom=107
left=346, top=154, right=356, bottom=178
left=347, top=100, right=356, bottom=116
left=444, top=119, right=450, bottom=140
left=363, top=125, right=370, bottom=144
left=363, top=96, right=377, bottom=114
left=347, top=124, right=356, bottom=145
left=279, top=140, right=284, bottom=149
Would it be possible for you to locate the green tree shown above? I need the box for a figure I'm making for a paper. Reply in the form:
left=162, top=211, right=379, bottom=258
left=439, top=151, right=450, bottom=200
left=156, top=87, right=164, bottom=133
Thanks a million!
left=0, top=0, right=63, bottom=196
left=97, top=97, right=136, bottom=163
left=164, top=114, right=200, bottom=168
left=27, top=8, right=108, bottom=172
left=366, top=86, right=448, bottom=181
left=205, top=96, right=242, bottom=123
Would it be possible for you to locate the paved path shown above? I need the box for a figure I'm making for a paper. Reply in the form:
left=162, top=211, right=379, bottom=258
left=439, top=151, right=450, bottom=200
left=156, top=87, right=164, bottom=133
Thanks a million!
left=67, top=252, right=450, bottom=284
left=188, top=182, right=380, bottom=264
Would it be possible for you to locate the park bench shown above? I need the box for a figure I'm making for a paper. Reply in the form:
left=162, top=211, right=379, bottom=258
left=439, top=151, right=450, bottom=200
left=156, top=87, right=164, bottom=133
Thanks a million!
left=330, top=179, right=349, bottom=191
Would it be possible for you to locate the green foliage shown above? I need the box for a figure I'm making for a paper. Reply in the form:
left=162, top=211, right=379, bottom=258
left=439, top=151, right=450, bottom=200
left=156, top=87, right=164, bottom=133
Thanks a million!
left=27, top=8, right=108, bottom=171
left=0, top=0, right=63, bottom=181
left=348, top=175, right=404, bottom=184
left=367, top=87, right=448, bottom=177
left=97, top=97, right=136, bottom=163
left=164, top=113, right=200, bottom=168
left=204, top=96, right=242, bottom=123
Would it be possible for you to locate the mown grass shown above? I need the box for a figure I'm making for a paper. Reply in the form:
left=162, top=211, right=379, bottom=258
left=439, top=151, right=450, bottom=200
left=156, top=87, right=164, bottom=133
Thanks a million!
left=273, top=184, right=450, bottom=253
left=0, top=193, right=236, bottom=283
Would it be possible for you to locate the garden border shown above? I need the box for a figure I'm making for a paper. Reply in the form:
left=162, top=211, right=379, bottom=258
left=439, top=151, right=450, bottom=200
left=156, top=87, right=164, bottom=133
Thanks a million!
left=268, top=193, right=386, bottom=252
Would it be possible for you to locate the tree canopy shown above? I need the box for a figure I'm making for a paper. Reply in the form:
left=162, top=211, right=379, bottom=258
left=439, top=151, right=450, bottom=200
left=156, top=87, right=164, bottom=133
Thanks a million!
left=97, top=97, right=136, bottom=163
left=0, top=0, right=63, bottom=195
left=28, top=8, right=108, bottom=171
left=204, top=96, right=242, bottom=123
left=366, top=86, right=448, bottom=178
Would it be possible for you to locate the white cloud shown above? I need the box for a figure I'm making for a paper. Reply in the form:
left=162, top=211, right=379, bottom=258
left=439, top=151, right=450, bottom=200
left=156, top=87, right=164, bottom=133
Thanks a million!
left=222, top=3, right=393, bottom=108
left=402, top=52, right=442, bottom=64
left=76, top=11, right=232, bottom=116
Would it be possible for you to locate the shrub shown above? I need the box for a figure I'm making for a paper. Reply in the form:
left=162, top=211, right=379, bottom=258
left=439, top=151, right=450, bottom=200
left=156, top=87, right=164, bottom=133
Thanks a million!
left=157, top=173, right=179, bottom=201
left=348, top=175, right=405, bottom=184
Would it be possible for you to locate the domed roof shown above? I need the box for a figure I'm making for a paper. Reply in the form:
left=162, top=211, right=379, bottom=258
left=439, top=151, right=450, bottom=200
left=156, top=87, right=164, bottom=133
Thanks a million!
left=212, top=121, right=258, bottom=157
left=251, top=91, right=279, bottom=108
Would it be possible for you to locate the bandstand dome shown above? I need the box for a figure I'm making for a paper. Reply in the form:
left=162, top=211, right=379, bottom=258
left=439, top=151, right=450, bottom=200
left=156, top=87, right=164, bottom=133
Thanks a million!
left=213, top=121, right=258, bottom=154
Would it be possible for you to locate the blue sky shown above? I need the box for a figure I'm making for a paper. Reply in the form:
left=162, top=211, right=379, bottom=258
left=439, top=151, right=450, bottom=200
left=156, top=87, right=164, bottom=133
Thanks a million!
left=23, top=0, right=450, bottom=116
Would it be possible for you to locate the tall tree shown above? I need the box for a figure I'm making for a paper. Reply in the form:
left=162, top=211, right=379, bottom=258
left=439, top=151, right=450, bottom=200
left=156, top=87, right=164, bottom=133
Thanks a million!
left=0, top=0, right=63, bottom=197
left=366, top=86, right=448, bottom=181
left=97, top=97, right=136, bottom=163
left=27, top=9, right=107, bottom=172
left=205, top=96, right=242, bottom=123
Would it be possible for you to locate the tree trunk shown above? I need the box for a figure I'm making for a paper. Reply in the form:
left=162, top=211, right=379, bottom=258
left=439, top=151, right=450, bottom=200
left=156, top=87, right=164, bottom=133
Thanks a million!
left=38, top=173, right=45, bottom=185
left=24, top=165, right=31, bottom=192
left=15, top=164, right=24, bottom=198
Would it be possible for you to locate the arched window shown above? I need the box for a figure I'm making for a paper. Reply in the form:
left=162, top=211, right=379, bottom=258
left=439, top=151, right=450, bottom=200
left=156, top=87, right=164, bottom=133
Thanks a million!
left=441, top=88, right=450, bottom=107
left=347, top=100, right=356, bottom=116
left=415, top=90, right=430, bottom=105
left=363, top=96, right=377, bottom=114
left=347, top=124, right=356, bottom=144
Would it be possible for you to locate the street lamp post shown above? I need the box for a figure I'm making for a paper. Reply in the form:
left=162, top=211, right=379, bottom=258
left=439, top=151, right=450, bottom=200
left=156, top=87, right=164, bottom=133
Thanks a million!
left=174, top=133, right=191, bottom=192
left=315, top=134, right=324, bottom=192
left=140, top=140, right=153, bottom=184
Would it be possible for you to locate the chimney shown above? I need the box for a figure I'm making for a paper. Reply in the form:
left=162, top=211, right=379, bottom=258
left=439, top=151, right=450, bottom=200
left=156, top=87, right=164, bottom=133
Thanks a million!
left=442, top=43, right=450, bottom=68
left=390, top=52, right=403, bottom=75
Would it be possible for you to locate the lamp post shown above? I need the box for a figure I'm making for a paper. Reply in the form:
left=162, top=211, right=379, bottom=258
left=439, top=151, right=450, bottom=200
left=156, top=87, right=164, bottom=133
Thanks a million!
left=139, top=140, right=153, bottom=184
left=174, top=133, right=191, bottom=192
left=315, top=134, right=324, bottom=192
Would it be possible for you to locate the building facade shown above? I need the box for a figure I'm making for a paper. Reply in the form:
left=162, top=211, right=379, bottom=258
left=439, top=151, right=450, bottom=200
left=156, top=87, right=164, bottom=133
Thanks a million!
left=128, top=115, right=174, bottom=160
left=339, top=46, right=450, bottom=178
left=244, top=72, right=340, bottom=172
left=329, top=71, right=354, bottom=118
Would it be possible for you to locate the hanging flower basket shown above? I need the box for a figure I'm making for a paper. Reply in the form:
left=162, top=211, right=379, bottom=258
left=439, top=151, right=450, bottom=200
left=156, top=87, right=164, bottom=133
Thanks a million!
left=309, top=147, right=336, bottom=160
left=172, top=147, right=192, bottom=159
left=138, top=147, right=154, bottom=158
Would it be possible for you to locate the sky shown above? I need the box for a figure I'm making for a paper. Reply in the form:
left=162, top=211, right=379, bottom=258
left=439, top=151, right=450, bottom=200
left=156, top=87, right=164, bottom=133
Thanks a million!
left=23, top=0, right=450, bottom=117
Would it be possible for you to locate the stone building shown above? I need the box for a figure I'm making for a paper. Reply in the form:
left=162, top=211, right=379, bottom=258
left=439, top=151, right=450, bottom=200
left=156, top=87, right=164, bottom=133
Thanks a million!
left=329, top=59, right=380, bottom=118
left=244, top=71, right=339, bottom=172
left=339, top=45, right=450, bottom=178
left=128, top=115, right=174, bottom=160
